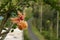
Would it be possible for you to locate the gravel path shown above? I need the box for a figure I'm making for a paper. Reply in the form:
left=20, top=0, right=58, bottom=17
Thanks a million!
left=27, top=18, right=39, bottom=40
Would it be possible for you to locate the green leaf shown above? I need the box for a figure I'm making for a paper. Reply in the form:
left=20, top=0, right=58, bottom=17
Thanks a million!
left=12, top=24, right=17, bottom=29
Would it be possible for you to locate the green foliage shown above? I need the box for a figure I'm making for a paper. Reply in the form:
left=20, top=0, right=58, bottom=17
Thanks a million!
left=25, top=7, right=33, bottom=20
left=31, top=25, right=45, bottom=40
left=5, top=20, right=11, bottom=27
left=0, top=0, right=60, bottom=40
left=43, top=0, right=60, bottom=11
left=12, top=24, right=17, bottom=29
left=41, top=31, right=58, bottom=40
left=41, top=31, right=50, bottom=40
left=24, top=30, right=31, bottom=40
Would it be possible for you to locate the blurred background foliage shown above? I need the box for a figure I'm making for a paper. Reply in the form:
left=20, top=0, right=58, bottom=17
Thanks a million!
left=0, top=0, right=60, bottom=40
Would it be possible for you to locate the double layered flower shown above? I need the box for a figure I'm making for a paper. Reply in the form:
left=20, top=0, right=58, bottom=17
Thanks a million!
left=10, top=11, right=28, bottom=30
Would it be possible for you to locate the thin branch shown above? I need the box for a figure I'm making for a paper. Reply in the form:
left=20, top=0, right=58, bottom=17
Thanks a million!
left=0, top=23, right=14, bottom=36
left=0, top=10, right=12, bottom=35
left=0, top=23, right=14, bottom=40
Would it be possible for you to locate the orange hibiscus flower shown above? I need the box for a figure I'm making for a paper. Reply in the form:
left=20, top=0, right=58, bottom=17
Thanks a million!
left=10, top=11, right=28, bottom=30
left=17, top=20, right=28, bottom=30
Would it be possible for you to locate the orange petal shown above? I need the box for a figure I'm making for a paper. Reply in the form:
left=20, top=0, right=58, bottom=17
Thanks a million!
left=17, top=11, right=22, bottom=16
left=10, top=17, right=19, bottom=23
left=18, top=26, right=23, bottom=30
left=17, top=21, right=28, bottom=30
left=12, top=20, right=19, bottom=24
left=10, top=17, right=18, bottom=21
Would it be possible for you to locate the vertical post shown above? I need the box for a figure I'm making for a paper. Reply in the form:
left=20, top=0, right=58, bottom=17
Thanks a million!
left=40, top=0, right=43, bottom=32
left=57, top=11, right=59, bottom=39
